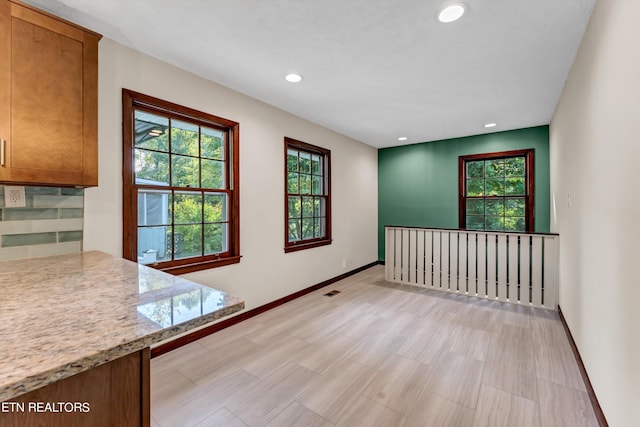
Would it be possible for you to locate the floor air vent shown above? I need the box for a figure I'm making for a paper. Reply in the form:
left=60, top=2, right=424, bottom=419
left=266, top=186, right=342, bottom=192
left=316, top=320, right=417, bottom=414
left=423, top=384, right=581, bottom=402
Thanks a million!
left=323, top=290, right=341, bottom=297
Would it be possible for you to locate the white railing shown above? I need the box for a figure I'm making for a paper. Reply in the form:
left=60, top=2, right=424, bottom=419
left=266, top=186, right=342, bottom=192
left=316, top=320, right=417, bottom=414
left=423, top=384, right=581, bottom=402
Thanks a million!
left=384, top=226, right=559, bottom=310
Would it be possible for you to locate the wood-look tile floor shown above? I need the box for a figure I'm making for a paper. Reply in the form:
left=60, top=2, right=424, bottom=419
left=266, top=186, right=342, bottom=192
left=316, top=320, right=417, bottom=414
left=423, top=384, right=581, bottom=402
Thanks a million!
left=151, top=266, right=598, bottom=427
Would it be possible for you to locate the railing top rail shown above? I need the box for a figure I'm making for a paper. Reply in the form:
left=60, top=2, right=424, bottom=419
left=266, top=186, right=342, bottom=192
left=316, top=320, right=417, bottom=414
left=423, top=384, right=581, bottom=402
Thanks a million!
left=384, top=225, right=559, bottom=237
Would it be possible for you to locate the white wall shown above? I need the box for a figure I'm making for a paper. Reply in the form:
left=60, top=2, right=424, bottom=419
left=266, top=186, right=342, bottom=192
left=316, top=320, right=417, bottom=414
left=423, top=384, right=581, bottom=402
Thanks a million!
left=84, top=38, right=378, bottom=311
left=550, top=1, right=640, bottom=425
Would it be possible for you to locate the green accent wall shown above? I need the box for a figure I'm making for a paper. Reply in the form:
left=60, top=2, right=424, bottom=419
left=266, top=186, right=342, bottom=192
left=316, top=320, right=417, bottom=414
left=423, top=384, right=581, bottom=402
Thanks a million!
left=377, top=126, right=550, bottom=260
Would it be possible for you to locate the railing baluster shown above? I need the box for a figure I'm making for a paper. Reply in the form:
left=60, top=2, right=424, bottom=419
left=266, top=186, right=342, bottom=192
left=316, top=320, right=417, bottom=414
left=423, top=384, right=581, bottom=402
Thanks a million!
left=497, top=234, right=508, bottom=302
left=531, top=236, right=543, bottom=307
left=487, top=234, right=497, bottom=300
left=416, top=230, right=425, bottom=286
left=543, top=236, right=559, bottom=308
left=519, top=236, right=531, bottom=304
left=477, top=234, right=487, bottom=297
left=507, top=235, right=518, bottom=302
left=450, top=231, right=458, bottom=292
left=393, top=228, right=402, bottom=282
left=385, top=227, right=393, bottom=281
left=459, top=232, right=467, bottom=293
left=433, top=232, right=441, bottom=289
left=468, top=233, right=477, bottom=295
left=409, top=230, right=416, bottom=284
left=424, top=230, right=433, bottom=287
left=401, top=229, right=410, bottom=283
left=441, top=231, right=450, bottom=290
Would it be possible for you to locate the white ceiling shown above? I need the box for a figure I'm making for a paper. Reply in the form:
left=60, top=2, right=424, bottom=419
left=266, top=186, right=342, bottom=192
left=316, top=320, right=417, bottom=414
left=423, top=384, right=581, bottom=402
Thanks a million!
left=24, top=0, right=595, bottom=148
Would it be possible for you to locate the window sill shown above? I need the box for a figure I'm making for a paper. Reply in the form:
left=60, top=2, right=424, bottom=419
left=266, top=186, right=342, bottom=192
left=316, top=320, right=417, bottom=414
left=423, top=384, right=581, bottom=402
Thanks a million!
left=284, top=239, right=332, bottom=253
left=148, top=255, right=242, bottom=275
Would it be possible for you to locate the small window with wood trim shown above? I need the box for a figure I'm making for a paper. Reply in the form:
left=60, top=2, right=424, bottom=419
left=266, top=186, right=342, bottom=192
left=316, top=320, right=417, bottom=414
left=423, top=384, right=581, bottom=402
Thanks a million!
left=459, top=149, right=534, bottom=233
left=123, top=90, right=240, bottom=274
left=285, top=137, right=331, bottom=252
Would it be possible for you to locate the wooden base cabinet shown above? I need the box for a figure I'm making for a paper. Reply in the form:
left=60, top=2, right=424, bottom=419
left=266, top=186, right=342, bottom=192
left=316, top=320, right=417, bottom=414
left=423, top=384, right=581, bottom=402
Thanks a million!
left=0, top=0, right=100, bottom=187
left=0, top=349, right=150, bottom=427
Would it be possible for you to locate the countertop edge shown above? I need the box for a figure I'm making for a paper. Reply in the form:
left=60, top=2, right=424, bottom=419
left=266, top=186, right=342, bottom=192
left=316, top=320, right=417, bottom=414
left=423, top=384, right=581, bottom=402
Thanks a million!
left=1, top=300, right=244, bottom=401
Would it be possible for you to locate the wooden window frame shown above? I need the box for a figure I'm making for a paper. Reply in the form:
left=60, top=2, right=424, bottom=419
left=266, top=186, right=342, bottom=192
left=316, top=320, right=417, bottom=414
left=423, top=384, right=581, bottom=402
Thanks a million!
left=284, top=137, right=332, bottom=253
left=122, top=89, right=240, bottom=274
left=458, top=149, right=535, bottom=233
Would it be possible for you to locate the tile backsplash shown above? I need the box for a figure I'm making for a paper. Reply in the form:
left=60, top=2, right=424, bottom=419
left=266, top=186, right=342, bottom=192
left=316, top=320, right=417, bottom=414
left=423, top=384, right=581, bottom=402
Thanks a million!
left=0, top=185, right=84, bottom=261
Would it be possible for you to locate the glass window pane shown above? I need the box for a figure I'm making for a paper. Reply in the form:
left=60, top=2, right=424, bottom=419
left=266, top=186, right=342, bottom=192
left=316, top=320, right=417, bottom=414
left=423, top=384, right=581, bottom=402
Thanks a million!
left=171, top=155, right=199, bottom=188
left=287, top=149, right=299, bottom=172
left=201, top=127, right=225, bottom=160
left=300, top=174, right=311, bottom=194
left=137, top=226, right=170, bottom=263
left=466, top=216, right=484, bottom=230
left=485, top=178, right=505, bottom=196
left=505, top=198, right=525, bottom=217
left=174, top=192, right=202, bottom=224
left=505, top=157, right=525, bottom=176
left=312, top=176, right=322, bottom=195
left=485, top=216, right=505, bottom=231
left=173, top=224, right=202, bottom=259
left=313, top=198, right=324, bottom=217
left=204, top=223, right=227, bottom=255
left=504, top=217, right=525, bottom=232
left=311, top=154, right=322, bottom=175
left=466, top=199, right=484, bottom=216
left=504, top=217, right=526, bottom=233
left=201, top=159, right=225, bottom=189
left=135, top=111, right=168, bottom=152
left=288, top=219, right=301, bottom=242
left=300, top=152, right=311, bottom=173
left=288, top=196, right=301, bottom=219
left=314, top=217, right=325, bottom=238
left=287, top=172, right=299, bottom=194
left=485, top=159, right=504, bottom=177
left=506, top=177, right=525, bottom=195
left=302, top=196, right=313, bottom=218
left=171, top=120, right=199, bottom=156
left=466, top=161, right=484, bottom=179
left=138, top=190, right=171, bottom=226
left=204, top=193, right=227, bottom=222
left=302, top=218, right=314, bottom=240
left=466, top=179, right=484, bottom=196
left=135, top=149, right=169, bottom=186
left=486, top=199, right=505, bottom=216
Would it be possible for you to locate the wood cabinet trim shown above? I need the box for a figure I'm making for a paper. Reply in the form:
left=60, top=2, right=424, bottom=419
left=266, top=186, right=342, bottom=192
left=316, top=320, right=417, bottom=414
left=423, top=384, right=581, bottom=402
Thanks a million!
left=8, top=0, right=102, bottom=40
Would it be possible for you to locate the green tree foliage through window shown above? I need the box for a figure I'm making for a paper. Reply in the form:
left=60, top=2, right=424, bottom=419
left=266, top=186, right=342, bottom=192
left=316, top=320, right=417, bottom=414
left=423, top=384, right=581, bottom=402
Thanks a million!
left=134, top=110, right=229, bottom=261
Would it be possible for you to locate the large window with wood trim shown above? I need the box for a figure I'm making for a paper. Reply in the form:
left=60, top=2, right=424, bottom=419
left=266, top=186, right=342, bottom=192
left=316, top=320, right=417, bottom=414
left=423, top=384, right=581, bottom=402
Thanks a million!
left=285, top=137, right=331, bottom=252
left=123, top=90, right=240, bottom=274
left=459, top=149, right=534, bottom=233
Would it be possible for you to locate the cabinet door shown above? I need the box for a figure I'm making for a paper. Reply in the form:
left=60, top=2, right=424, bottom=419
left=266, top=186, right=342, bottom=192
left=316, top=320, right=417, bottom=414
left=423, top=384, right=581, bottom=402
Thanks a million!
left=0, top=0, right=99, bottom=186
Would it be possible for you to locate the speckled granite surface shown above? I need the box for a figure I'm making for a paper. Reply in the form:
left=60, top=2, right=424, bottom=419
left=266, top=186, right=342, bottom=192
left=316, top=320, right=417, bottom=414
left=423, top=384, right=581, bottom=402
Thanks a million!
left=0, top=251, right=244, bottom=401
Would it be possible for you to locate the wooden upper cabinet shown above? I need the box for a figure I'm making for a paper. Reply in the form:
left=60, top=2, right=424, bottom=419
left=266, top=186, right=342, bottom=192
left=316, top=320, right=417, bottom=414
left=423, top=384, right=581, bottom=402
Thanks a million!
left=0, top=0, right=101, bottom=187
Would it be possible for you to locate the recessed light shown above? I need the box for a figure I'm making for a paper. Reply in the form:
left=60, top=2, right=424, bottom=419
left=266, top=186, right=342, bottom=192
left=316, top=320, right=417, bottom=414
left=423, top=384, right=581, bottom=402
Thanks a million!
left=438, top=3, right=467, bottom=23
left=484, top=123, right=497, bottom=128
left=285, top=73, right=303, bottom=83
left=398, top=137, right=408, bottom=141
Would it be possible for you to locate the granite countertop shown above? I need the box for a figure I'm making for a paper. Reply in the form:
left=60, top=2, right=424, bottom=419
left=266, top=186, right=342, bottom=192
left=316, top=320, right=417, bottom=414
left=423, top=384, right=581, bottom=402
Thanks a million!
left=0, top=251, right=244, bottom=401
